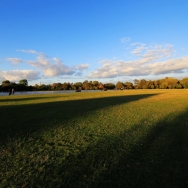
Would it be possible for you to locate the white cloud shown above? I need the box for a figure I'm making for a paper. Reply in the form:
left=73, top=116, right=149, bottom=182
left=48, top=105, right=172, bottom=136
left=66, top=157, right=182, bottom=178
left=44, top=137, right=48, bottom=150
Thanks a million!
left=18, top=49, right=45, bottom=56
left=15, top=50, right=88, bottom=78
left=3, top=43, right=187, bottom=83
left=1, top=70, right=40, bottom=82
left=6, top=58, right=23, bottom=65
left=149, top=57, right=188, bottom=75
left=3, top=50, right=89, bottom=82
left=130, top=44, right=174, bottom=61
left=25, top=55, right=75, bottom=77
left=89, top=44, right=188, bottom=78
left=130, top=43, right=147, bottom=56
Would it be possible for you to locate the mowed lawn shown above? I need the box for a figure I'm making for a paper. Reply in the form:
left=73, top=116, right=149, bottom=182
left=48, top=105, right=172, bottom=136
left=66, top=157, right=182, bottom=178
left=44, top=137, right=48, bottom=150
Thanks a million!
left=1, top=90, right=188, bottom=188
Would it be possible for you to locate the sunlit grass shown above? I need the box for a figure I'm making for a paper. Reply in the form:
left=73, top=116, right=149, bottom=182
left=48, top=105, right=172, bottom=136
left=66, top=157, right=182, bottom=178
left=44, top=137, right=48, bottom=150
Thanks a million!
left=1, top=90, right=188, bottom=187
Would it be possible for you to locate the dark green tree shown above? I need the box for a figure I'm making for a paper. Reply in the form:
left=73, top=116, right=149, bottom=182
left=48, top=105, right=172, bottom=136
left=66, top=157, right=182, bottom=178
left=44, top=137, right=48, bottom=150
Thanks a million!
left=74, top=82, right=83, bottom=90
left=62, top=82, right=71, bottom=90
left=2, top=80, right=10, bottom=85
left=104, top=83, right=115, bottom=89
left=19, top=79, right=28, bottom=86
left=124, top=82, right=133, bottom=89
left=1, top=80, right=11, bottom=91
left=51, top=83, right=62, bottom=90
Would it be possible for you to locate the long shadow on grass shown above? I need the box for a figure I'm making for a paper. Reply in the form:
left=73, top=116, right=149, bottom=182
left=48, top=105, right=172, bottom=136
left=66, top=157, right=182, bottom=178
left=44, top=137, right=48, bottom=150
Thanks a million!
left=1, top=95, right=188, bottom=187
left=0, top=93, right=157, bottom=144
left=0, top=95, right=66, bottom=103
left=57, top=109, right=188, bottom=188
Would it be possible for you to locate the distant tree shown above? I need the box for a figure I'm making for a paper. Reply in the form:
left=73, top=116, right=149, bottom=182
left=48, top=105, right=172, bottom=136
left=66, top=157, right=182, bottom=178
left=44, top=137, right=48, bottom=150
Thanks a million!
left=159, top=79, right=167, bottom=89
left=19, top=79, right=28, bottom=86
left=83, top=80, right=93, bottom=90
left=9, top=82, right=18, bottom=91
left=51, top=83, right=62, bottom=90
left=154, top=80, right=161, bottom=89
left=181, top=78, right=188, bottom=88
left=134, top=79, right=140, bottom=89
left=70, top=83, right=76, bottom=90
left=74, top=82, right=83, bottom=90
left=33, top=84, right=40, bottom=91
left=139, top=79, right=148, bottom=89
left=124, top=82, right=133, bottom=89
left=98, top=82, right=104, bottom=90
left=7, top=76, right=188, bottom=91
left=38, top=84, right=49, bottom=91
left=168, top=77, right=179, bottom=89
left=115, top=81, right=124, bottom=89
left=2, top=80, right=10, bottom=85
left=134, top=79, right=139, bottom=84
left=10, top=82, right=17, bottom=87
left=162, top=77, right=179, bottom=89
left=82, top=80, right=88, bottom=90
left=89, top=81, right=94, bottom=89
left=173, top=82, right=183, bottom=89
left=104, top=83, right=115, bottom=89
left=92, top=81, right=99, bottom=90
left=1, top=80, right=11, bottom=91
left=27, top=85, right=34, bottom=91
left=147, top=80, right=155, bottom=89
left=62, top=82, right=71, bottom=90
left=46, top=84, right=52, bottom=90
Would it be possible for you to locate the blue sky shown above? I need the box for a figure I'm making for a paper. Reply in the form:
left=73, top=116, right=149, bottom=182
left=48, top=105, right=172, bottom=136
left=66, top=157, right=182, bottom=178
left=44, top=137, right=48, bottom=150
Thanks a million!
left=0, top=0, right=188, bottom=85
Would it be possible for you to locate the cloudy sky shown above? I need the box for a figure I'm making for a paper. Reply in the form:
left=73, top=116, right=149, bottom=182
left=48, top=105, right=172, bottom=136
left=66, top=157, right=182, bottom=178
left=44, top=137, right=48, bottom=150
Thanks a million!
left=0, top=0, right=188, bottom=85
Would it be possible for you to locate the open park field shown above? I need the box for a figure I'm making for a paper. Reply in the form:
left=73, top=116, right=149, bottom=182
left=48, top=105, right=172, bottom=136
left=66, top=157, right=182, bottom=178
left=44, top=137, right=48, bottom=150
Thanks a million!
left=1, top=89, right=188, bottom=187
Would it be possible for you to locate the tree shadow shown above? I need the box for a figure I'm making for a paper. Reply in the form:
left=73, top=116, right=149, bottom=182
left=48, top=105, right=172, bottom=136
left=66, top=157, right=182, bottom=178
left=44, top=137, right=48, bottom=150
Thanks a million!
left=2, top=93, right=188, bottom=187
left=0, top=93, right=157, bottom=143
left=0, top=96, right=66, bottom=103
left=57, top=108, right=188, bottom=188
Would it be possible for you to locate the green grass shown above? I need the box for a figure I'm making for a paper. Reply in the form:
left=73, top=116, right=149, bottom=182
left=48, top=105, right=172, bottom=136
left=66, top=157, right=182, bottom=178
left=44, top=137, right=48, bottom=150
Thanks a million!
left=1, top=90, right=188, bottom=187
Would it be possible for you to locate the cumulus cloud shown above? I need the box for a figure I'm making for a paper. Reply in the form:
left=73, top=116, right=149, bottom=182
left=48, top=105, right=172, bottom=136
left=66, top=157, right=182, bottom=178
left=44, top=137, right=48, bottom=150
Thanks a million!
left=4, top=43, right=187, bottom=82
left=131, top=44, right=174, bottom=61
left=4, top=50, right=88, bottom=82
left=25, top=54, right=76, bottom=77
left=148, top=57, right=188, bottom=75
left=89, top=43, right=188, bottom=78
left=1, top=70, right=40, bottom=82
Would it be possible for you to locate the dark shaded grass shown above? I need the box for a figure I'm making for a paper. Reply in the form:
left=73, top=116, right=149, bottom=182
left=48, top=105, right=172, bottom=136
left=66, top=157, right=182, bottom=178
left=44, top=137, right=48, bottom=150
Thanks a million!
left=0, top=96, right=64, bottom=103
left=94, top=109, right=188, bottom=188
left=0, top=93, right=156, bottom=144
left=1, top=92, right=188, bottom=187
left=38, top=109, right=188, bottom=188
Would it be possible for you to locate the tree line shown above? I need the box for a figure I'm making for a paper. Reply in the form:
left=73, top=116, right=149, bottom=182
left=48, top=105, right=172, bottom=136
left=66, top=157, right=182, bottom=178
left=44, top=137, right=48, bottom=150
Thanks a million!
left=1, top=77, right=188, bottom=92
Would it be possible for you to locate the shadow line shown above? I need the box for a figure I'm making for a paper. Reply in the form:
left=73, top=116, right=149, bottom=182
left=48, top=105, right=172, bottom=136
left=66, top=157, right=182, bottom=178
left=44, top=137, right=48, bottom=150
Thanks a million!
left=1, top=94, right=188, bottom=187
left=0, top=94, right=157, bottom=143
left=65, top=109, right=188, bottom=188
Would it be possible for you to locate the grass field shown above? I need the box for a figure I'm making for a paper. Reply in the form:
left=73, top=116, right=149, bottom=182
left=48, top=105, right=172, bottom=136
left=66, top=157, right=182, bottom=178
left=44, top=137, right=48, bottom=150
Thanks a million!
left=1, top=90, right=188, bottom=187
